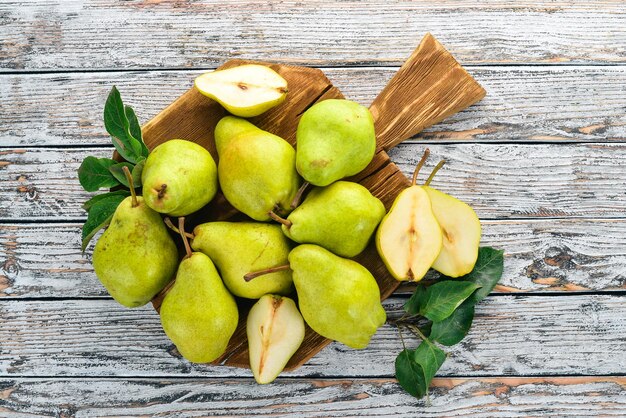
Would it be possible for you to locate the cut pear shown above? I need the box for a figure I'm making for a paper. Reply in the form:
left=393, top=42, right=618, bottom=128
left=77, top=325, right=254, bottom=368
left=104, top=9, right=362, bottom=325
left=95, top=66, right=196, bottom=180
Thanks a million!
left=247, top=295, right=304, bottom=384
left=195, top=64, right=288, bottom=117
left=376, top=186, right=443, bottom=281
left=424, top=186, right=481, bottom=277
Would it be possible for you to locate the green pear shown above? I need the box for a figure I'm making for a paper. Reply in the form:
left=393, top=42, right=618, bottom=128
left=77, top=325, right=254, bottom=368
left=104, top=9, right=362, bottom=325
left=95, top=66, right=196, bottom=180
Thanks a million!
left=423, top=187, right=481, bottom=277
left=273, top=181, right=385, bottom=258
left=216, top=117, right=301, bottom=221
left=376, top=151, right=443, bottom=282
left=247, top=295, right=304, bottom=384
left=195, top=64, right=288, bottom=117
left=142, top=139, right=218, bottom=217
left=159, top=220, right=239, bottom=364
left=289, top=244, right=386, bottom=349
left=296, top=99, right=376, bottom=186
left=214, top=116, right=260, bottom=156
left=191, top=222, right=293, bottom=299
left=93, top=179, right=178, bottom=308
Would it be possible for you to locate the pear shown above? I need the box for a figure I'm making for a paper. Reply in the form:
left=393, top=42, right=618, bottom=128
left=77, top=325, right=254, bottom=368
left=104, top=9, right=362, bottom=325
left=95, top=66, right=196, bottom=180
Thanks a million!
left=376, top=150, right=443, bottom=282
left=159, top=218, right=239, bottom=363
left=424, top=187, right=481, bottom=278
left=191, top=222, right=293, bottom=299
left=247, top=295, right=305, bottom=384
left=289, top=244, right=386, bottom=349
left=142, top=139, right=218, bottom=216
left=272, top=181, right=385, bottom=258
left=296, top=99, right=376, bottom=187
left=214, top=116, right=259, bottom=156
left=93, top=168, right=178, bottom=308
left=216, top=117, right=301, bottom=221
left=195, top=64, right=288, bottom=117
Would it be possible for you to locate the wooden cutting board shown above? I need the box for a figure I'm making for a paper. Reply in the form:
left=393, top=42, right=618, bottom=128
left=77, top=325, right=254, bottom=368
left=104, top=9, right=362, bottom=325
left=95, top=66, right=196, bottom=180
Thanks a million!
left=143, top=33, right=486, bottom=371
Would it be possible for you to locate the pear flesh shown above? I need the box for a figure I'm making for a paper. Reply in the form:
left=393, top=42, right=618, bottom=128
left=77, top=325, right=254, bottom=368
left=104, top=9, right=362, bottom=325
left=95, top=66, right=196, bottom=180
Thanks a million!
left=424, top=186, right=481, bottom=277
left=216, top=117, right=301, bottom=221
left=93, top=196, right=178, bottom=308
left=192, top=222, right=293, bottom=299
left=289, top=244, right=386, bottom=349
left=159, top=252, right=239, bottom=363
left=376, top=186, right=442, bottom=282
left=247, top=295, right=305, bottom=384
left=283, top=181, right=385, bottom=257
left=195, top=64, right=288, bottom=117
left=296, top=99, right=376, bottom=186
left=142, top=139, right=218, bottom=217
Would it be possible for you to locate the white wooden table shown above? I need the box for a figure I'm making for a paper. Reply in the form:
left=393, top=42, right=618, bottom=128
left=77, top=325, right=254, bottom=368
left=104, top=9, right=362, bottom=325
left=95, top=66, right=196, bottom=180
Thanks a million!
left=1, top=1, right=625, bottom=416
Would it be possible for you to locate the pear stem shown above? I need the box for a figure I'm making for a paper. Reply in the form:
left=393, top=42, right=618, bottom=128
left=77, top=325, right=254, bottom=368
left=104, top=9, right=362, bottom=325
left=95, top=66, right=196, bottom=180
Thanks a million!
left=244, top=264, right=291, bottom=282
left=411, top=149, right=430, bottom=186
left=424, top=160, right=446, bottom=186
left=164, top=217, right=195, bottom=239
left=122, top=166, right=138, bottom=207
left=268, top=210, right=292, bottom=228
left=290, top=181, right=310, bottom=209
left=178, top=217, right=193, bottom=259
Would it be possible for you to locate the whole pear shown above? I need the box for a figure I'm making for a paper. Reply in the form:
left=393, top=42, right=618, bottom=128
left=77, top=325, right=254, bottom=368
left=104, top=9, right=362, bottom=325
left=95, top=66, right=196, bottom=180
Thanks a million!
left=296, top=99, right=376, bottom=186
left=277, top=181, right=385, bottom=257
left=247, top=295, right=304, bottom=384
left=160, top=251, right=239, bottom=364
left=214, top=116, right=260, bottom=156
left=93, top=193, right=178, bottom=308
left=142, top=139, right=218, bottom=217
left=216, top=117, right=301, bottom=221
left=192, top=222, right=293, bottom=299
left=289, top=244, right=386, bottom=349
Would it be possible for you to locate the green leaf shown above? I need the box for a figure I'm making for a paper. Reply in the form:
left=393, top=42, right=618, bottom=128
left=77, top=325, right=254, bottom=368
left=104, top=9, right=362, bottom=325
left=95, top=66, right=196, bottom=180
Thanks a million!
left=132, top=159, right=145, bottom=185
left=395, top=349, right=427, bottom=398
left=109, top=162, right=138, bottom=188
left=104, top=86, right=143, bottom=163
left=78, top=156, right=121, bottom=192
left=429, top=299, right=475, bottom=346
left=403, top=285, right=427, bottom=315
left=81, top=197, right=124, bottom=251
left=413, top=339, right=446, bottom=385
left=419, top=281, right=481, bottom=322
left=83, top=190, right=130, bottom=212
left=462, top=247, right=505, bottom=304
left=125, top=105, right=149, bottom=158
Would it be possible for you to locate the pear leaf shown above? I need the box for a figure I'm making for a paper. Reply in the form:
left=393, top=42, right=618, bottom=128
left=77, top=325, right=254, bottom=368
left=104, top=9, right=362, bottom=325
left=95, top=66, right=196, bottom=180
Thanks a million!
left=461, top=247, right=505, bottom=303
left=403, top=285, right=427, bottom=316
left=419, top=281, right=481, bottom=322
left=83, top=190, right=130, bottom=212
left=125, top=105, right=149, bottom=158
left=395, top=349, right=427, bottom=398
left=104, top=86, right=144, bottom=163
left=81, top=195, right=126, bottom=251
left=109, top=162, right=140, bottom=188
left=429, top=299, right=475, bottom=346
left=413, top=339, right=446, bottom=386
left=78, top=156, right=121, bottom=192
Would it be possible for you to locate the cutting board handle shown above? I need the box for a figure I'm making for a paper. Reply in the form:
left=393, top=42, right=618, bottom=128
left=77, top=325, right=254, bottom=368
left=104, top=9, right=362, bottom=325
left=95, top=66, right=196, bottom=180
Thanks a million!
left=369, top=33, right=486, bottom=151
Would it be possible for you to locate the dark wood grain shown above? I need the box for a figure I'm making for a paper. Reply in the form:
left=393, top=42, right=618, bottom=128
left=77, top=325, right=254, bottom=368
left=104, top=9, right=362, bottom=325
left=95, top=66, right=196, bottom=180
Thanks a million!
left=0, top=296, right=624, bottom=377
left=1, top=0, right=625, bottom=70
left=0, top=377, right=624, bottom=417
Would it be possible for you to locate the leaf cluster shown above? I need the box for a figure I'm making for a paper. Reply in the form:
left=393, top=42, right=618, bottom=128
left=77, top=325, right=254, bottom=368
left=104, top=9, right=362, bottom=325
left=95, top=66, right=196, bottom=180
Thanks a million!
left=394, top=247, right=504, bottom=398
left=77, top=87, right=149, bottom=250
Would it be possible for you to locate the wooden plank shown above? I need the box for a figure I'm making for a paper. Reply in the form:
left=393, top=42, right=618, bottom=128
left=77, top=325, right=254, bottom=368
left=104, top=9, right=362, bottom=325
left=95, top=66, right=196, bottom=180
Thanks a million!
left=2, top=144, right=625, bottom=221
left=0, top=296, right=624, bottom=377
left=2, top=66, right=626, bottom=147
left=0, top=377, right=624, bottom=417
left=1, top=1, right=625, bottom=70
left=2, top=218, right=625, bottom=298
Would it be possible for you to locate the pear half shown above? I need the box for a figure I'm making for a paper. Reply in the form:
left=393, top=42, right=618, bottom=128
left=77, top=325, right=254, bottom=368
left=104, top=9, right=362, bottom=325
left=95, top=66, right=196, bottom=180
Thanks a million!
left=195, top=64, right=288, bottom=117
left=247, top=295, right=305, bottom=384
left=424, top=186, right=481, bottom=277
left=376, top=186, right=442, bottom=281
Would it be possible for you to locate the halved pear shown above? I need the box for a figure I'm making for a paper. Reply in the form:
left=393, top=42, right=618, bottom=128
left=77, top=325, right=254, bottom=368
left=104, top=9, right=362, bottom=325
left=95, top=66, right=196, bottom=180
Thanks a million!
left=376, top=186, right=443, bottom=281
left=195, top=64, right=288, bottom=117
left=247, top=295, right=304, bottom=384
left=424, top=186, right=481, bottom=277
